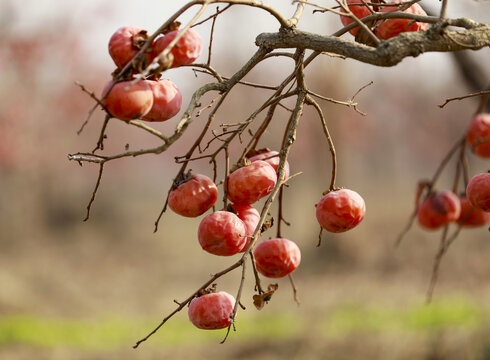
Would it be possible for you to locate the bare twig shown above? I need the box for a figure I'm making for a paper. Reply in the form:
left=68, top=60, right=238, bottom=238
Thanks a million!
left=75, top=81, right=109, bottom=134
left=439, top=0, right=449, bottom=21
left=439, top=90, right=490, bottom=108
left=428, top=137, right=466, bottom=193
left=425, top=224, right=464, bottom=303
left=317, top=227, right=324, bottom=247
left=133, top=258, right=244, bottom=348
left=83, top=163, right=104, bottom=222
left=288, top=273, right=301, bottom=306
left=128, top=120, right=169, bottom=142
left=306, top=96, right=337, bottom=191
left=92, top=115, right=110, bottom=153
left=250, top=253, right=265, bottom=294
left=335, top=0, right=380, bottom=45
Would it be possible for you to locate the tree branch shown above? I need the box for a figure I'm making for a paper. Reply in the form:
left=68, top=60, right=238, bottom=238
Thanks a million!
left=256, top=21, right=490, bottom=67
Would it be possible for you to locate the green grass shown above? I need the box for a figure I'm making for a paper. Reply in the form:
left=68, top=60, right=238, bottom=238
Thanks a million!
left=324, top=297, right=485, bottom=336
left=0, top=297, right=487, bottom=350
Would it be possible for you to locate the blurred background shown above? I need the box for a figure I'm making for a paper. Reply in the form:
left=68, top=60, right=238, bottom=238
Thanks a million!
left=0, top=0, right=489, bottom=359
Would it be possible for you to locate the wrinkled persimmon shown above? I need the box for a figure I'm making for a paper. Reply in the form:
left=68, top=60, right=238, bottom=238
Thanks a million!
left=152, top=29, right=202, bottom=67
left=142, top=79, right=182, bottom=122
left=417, top=191, right=461, bottom=229
left=457, top=196, right=490, bottom=227
left=198, top=211, right=247, bottom=256
left=168, top=174, right=218, bottom=217
left=227, top=161, right=277, bottom=205
left=316, top=189, right=366, bottom=233
left=253, top=238, right=301, bottom=278
left=188, top=291, right=235, bottom=330
left=466, top=173, right=490, bottom=212
left=466, top=113, right=490, bottom=158
left=102, top=80, right=153, bottom=121
left=248, top=150, right=290, bottom=180
left=232, top=204, right=261, bottom=252
left=108, top=26, right=151, bottom=69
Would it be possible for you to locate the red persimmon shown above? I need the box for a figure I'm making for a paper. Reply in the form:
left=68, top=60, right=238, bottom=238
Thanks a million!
left=375, top=0, right=429, bottom=40
left=102, top=80, right=153, bottom=121
left=198, top=211, right=247, bottom=256
left=232, top=204, right=261, bottom=252
left=466, top=113, right=490, bottom=158
left=142, top=79, right=182, bottom=122
left=168, top=174, right=218, bottom=217
left=248, top=150, right=290, bottom=180
left=457, top=196, right=490, bottom=227
left=188, top=291, right=235, bottom=330
left=227, top=161, right=277, bottom=205
left=316, top=189, right=366, bottom=233
left=152, top=29, right=202, bottom=68
left=339, top=0, right=374, bottom=36
left=253, top=238, right=301, bottom=278
left=417, top=191, right=461, bottom=229
left=108, top=26, right=150, bottom=69
left=466, top=173, right=490, bottom=212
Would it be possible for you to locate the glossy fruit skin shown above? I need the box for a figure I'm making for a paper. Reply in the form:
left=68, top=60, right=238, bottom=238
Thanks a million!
left=375, top=0, right=429, bottom=40
left=102, top=80, right=153, bottom=121
left=316, top=189, right=366, bottom=233
left=248, top=150, right=290, bottom=180
left=142, top=79, right=182, bottom=122
left=417, top=191, right=461, bottom=229
left=188, top=291, right=235, bottom=330
left=253, top=238, right=301, bottom=278
left=232, top=204, right=261, bottom=252
left=168, top=174, right=218, bottom=217
left=198, top=211, right=247, bottom=256
left=152, top=29, right=202, bottom=67
left=467, top=173, right=490, bottom=212
left=466, top=113, right=490, bottom=158
left=339, top=0, right=373, bottom=36
left=108, top=26, right=150, bottom=69
left=457, top=196, right=490, bottom=227
left=227, top=161, right=277, bottom=205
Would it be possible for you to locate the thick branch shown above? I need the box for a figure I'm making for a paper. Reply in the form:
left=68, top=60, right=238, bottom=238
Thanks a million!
left=256, top=22, right=490, bottom=67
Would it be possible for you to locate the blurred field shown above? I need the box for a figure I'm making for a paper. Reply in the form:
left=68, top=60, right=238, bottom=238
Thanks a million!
left=2, top=296, right=490, bottom=359
left=1, top=1, right=490, bottom=359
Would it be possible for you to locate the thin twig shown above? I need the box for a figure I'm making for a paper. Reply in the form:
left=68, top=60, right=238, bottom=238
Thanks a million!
left=288, top=274, right=300, bottom=306
left=439, top=90, right=490, bottom=108
left=133, top=258, right=244, bottom=348
left=83, top=163, right=105, bottom=222
left=250, top=253, right=265, bottom=294
left=439, top=0, right=449, bottom=21
left=75, top=81, right=109, bottom=134
left=428, top=136, right=466, bottom=193
left=306, top=96, right=337, bottom=191
left=334, top=0, right=380, bottom=45
left=192, top=4, right=232, bottom=27
left=317, top=227, right=324, bottom=247
left=92, top=115, right=110, bottom=153
left=128, top=120, right=169, bottom=142
left=221, top=258, right=247, bottom=343
left=426, top=225, right=450, bottom=303
left=206, top=6, right=220, bottom=65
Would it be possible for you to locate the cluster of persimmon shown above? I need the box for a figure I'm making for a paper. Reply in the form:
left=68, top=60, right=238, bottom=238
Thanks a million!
left=417, top=113, right=490, bottom=230
left=168, top=151, right=302, bottom=329
left=171, top=155, right=371, bottom=328
left=102, top=25, right=203, bottom=122
left=340, top=0, right=429, bottom=40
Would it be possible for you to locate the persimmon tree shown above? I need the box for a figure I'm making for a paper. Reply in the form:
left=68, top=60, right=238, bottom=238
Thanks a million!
left=68, top=0, right=490, bottom=347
